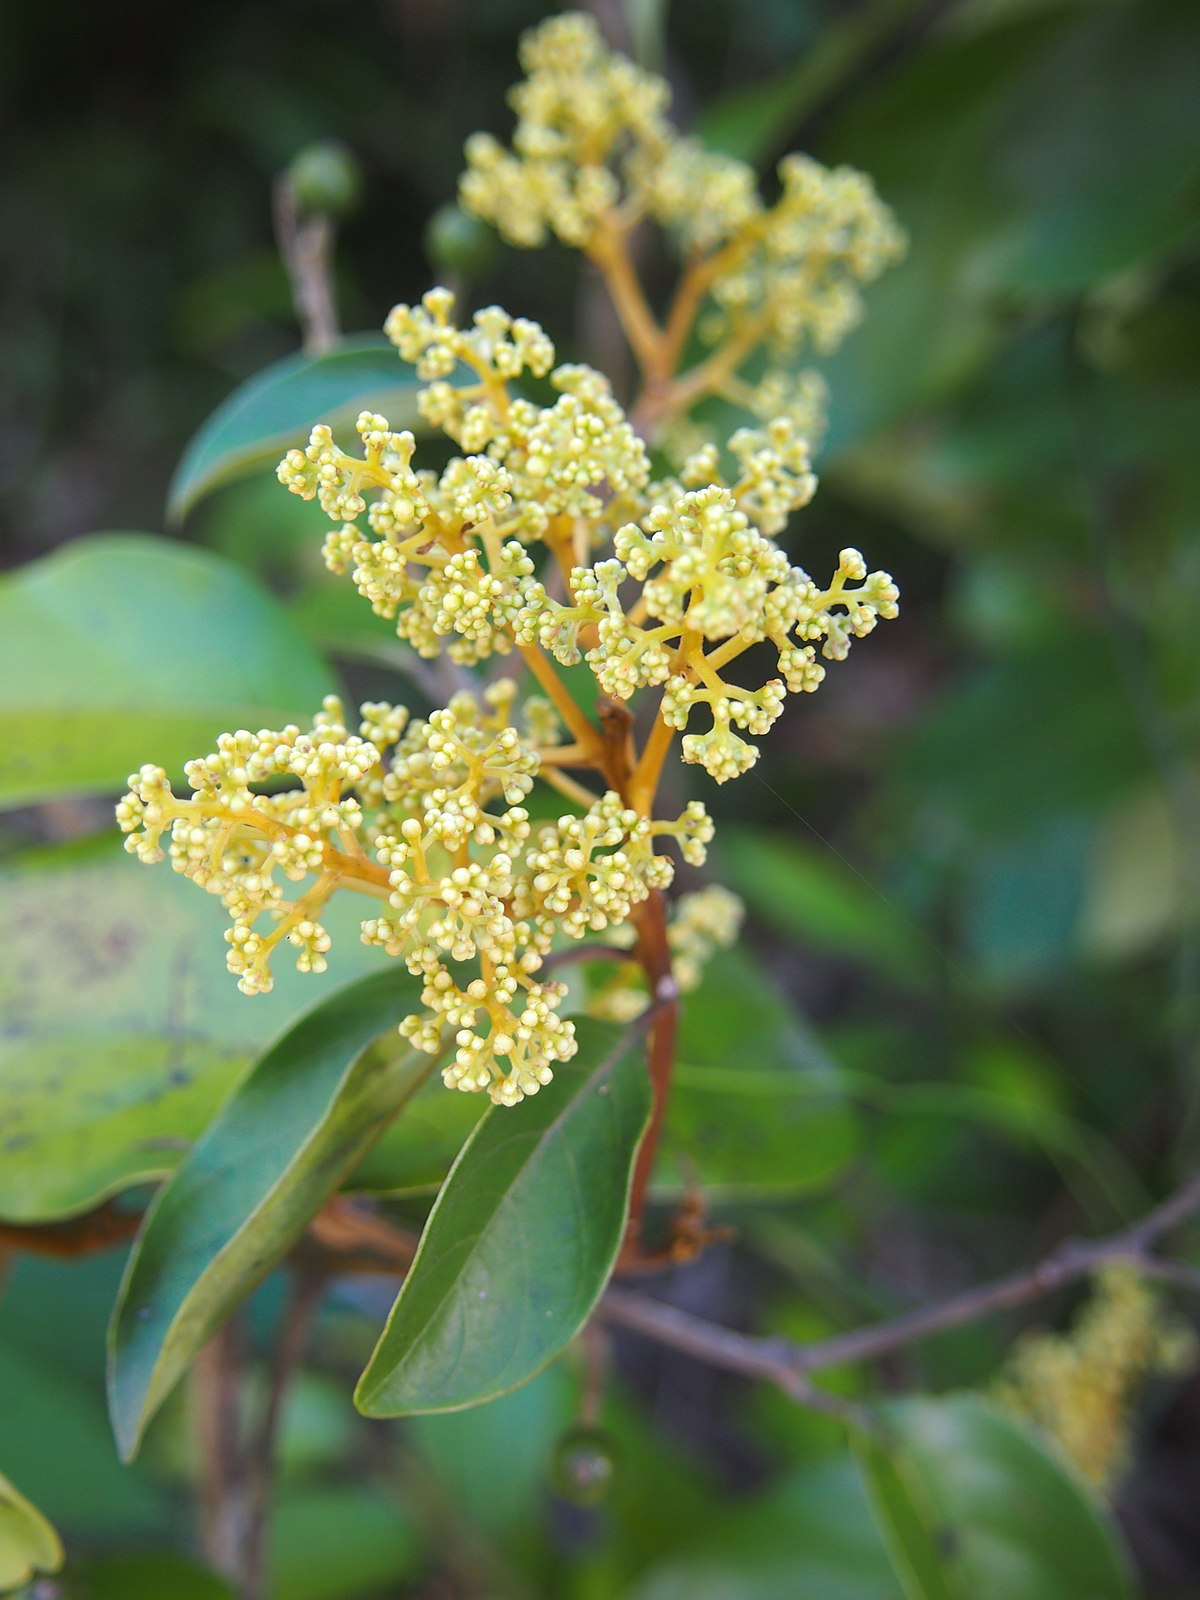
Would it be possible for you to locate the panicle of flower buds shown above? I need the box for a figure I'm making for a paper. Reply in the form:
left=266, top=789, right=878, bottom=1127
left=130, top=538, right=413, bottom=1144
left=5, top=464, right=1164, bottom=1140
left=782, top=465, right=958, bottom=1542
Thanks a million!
left=119, top=681, right=714, bottom=1106
left=995, top=1268, right=1195, bottom=1494
left=517, top=478, right=898, bottom=781
left=459, top=11, right=905, bottom=446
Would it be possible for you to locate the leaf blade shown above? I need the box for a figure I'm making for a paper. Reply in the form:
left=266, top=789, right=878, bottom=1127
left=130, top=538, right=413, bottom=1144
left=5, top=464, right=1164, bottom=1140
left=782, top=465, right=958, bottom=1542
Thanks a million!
left=168, top=337, right=425, bottom=520
left=0, top=535, right=332, bottom=810
left=108, top=968, right=430, bottom=1459
left=0, top=1471, right=64, bottom=1591
left=0, top=835, right=388, bottom=1223
left=857, top=1397, right=1133, bottom=1600
left=356, top=1018, right=651, bottom=1417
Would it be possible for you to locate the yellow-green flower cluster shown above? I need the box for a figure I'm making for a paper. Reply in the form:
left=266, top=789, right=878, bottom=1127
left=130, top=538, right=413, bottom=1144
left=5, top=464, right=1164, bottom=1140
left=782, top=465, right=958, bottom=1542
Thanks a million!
left=460, top=13, right=670, bottom=250
left=118, top=684, right=712, bottom=1107
left=459, top=12, right=905, bottom=434
left=116, top=696, right=401, bottom=998
left=279, top=291, right=653, bottom=662
left=123, top=22, right=904, bottom=1112
left=519, top=477, right=898, bottom=782
left=995, top=1267, right=1195, bottom=1493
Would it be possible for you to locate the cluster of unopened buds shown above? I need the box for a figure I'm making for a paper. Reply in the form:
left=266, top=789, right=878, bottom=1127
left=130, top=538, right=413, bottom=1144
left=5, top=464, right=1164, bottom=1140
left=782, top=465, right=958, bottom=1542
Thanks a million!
left=119, top=12, right=903, bottom=1106
left=995, top=1268, right=1195, bottom=1493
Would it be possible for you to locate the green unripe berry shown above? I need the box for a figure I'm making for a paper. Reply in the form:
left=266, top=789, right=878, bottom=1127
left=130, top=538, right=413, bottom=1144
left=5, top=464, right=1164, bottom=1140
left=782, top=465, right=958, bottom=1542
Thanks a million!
left=550, top=1424, right=618, bottom=1507
left=288, top=141, right=363, bottom=218
left=424, top=203, right=497, bottom=280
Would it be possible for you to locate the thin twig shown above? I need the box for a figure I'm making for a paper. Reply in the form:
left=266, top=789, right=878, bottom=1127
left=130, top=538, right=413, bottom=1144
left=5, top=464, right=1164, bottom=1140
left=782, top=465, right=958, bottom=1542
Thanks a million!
left=273, top=179, right=339, bottom=356
left=194, top=1321, right=250, bottom=1586
left=617, top=891, right=680, bottom=1269
left=243, top=1270, right=325, bottom=1600
left=601, top=1171, right=1200, bottom=1406
left=541, top=942, right=633, bottom=971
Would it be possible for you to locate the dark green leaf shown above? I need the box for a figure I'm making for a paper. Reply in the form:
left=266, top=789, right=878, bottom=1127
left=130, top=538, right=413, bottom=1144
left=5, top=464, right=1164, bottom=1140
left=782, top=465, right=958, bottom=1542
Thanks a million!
left=109, top=969, right=432, bottom=1459
left=0, top=535, right=332, bottom=809
left=350, top=1068, right=484, bottom=1197
left=168, top=337, right=424, bottom=520
left=857, top=1398, right=1133, bottom=1600
left=355, top=1019, right=651, bottom=1417
left=0, top=836, right=387, bottom=1223
left=853, top=1429, right=959, bottom=1600
left=629, top=1457, right=899, bottom=1600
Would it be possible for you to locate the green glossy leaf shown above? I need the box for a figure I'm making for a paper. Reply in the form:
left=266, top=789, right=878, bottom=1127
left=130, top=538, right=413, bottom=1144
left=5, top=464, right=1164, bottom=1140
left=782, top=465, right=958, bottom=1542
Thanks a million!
left=720, top=829, right=929, bottom=988
left=0, top=836, right=387, bottom=1223
left=629, top=1457, right=899, bottom=1600
left=356, top=1018, right=651, bottom=1417
left=109, top=968, right=432, bottom=1460
left=0, top=535, right=332, bottom=809
left=857, top=1398, right=1133, bottom=1600
left=0, top=1471, right=63, bottom=1591
left=168, top=337, right=424, bottom=519
left=853, top=1430, right=959, bottom=1600
left=350, top=1068, right=484, bottom=1196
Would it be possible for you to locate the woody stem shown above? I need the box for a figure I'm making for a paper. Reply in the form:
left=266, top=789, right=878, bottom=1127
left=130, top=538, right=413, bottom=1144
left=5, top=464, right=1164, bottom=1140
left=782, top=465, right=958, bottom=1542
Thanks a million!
left=618, top=889, right=678, bottom=1269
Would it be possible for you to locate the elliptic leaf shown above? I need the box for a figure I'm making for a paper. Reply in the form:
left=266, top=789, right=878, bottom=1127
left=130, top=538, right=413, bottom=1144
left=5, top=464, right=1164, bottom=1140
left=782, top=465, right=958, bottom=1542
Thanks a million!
left=355, top=1019, right=651, bottom=1417
left=109, top=969, right=432, bottom=1459
left=0, top=836, right=386, bottom=1223
left=0, top=535, right=332, bottom=809
left=168, top=337, right=424, bottom=519
left=856, top=1398, right=1133, bottom=1600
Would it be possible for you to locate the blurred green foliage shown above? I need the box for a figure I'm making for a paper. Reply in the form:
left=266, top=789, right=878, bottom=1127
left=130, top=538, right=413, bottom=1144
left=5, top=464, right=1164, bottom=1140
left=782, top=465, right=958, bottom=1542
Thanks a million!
left=2, top=0, right=1200, bottom=1595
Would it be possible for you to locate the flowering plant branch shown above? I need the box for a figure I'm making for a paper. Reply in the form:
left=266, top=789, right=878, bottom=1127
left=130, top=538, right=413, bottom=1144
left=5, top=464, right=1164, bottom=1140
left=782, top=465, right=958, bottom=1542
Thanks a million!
left=118, top=17, right=902, bottom=1153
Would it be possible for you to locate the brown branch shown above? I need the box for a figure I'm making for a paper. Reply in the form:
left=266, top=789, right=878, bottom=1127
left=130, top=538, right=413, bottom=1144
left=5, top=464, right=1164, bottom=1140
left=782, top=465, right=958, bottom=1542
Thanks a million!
left=0, top=1201, right=140, bottom=1259
left=616, top=890, right=679, bottom=1271
left=194, top=1321, right=251, bottom=1586
left=602, top=1170, right=1200, bottom=1405
left=307, top=1195, right=419, bottom=1273
left=242, top=1270, right=325, bottom=1600
left=273, top=178, right=339, bottom=355
left=541, top=942, right=634, bottom=971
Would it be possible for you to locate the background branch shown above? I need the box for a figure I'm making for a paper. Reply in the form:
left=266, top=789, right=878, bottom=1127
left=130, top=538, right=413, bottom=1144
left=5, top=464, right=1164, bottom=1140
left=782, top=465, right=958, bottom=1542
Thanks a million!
left=601, top=1171, right=1200, bottom=1405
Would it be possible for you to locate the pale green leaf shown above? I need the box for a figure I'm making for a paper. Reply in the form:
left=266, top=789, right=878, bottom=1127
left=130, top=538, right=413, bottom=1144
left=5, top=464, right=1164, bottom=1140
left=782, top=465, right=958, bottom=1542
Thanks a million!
left=0, top=1471, right=63, bottom=1591
left=0, top=836, right=387, bottom=1223
left=0, top=535, right=332, bottom=809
